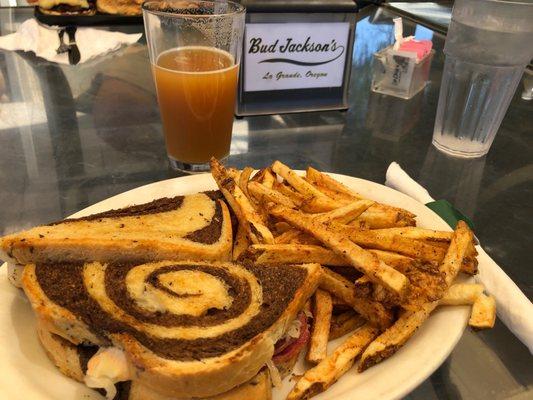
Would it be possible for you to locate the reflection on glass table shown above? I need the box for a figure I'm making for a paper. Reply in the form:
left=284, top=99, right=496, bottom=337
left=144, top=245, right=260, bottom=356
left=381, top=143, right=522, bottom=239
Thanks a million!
left=0, top=5, right=531, bottom=400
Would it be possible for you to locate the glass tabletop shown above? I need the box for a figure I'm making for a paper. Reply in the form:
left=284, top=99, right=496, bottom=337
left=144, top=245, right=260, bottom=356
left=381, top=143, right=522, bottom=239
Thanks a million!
left=0, top=5, right=531, bottom=400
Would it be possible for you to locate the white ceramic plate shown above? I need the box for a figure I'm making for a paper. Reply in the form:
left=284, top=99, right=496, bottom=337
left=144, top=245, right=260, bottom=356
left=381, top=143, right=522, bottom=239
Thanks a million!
left=0, top=172, right=471, bottom=400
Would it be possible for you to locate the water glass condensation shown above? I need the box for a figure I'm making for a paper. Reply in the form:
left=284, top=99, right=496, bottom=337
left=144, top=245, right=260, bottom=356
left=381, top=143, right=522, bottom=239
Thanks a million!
left=143, top=1, right=245, bottom=172
left=432, top=0, right=533, bottom=158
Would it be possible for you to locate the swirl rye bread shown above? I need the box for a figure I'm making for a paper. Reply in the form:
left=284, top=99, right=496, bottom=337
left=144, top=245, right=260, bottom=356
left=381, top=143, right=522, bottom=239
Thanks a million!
left=36, top=321, right=273, bottom=400
left=0, top=191, right=233, bottom=267
left=22, top=260, right=322, bottom=398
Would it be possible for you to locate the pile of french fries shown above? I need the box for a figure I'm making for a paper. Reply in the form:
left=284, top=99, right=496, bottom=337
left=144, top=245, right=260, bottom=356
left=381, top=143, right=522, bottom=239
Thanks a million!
left=210, top=158, right=496, bottom=400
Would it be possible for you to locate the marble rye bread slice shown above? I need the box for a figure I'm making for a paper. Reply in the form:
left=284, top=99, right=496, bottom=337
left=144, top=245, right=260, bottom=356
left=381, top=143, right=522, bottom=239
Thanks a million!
left=22, top=260, right=321, bottom=399
left=36, top=321, right=272, bottom=400
left=0, top=191, right=233, bottom=266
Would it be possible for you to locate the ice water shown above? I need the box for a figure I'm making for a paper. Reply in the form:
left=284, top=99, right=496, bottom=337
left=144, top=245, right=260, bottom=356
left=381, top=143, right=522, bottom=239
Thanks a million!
left=433, top=3, right=533, bottom=158
left=432, top=53, right=524, bottom=157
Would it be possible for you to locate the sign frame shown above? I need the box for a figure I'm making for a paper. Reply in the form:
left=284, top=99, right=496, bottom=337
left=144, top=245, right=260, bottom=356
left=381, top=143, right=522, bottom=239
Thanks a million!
left=236, top=12, right=357, bottom=116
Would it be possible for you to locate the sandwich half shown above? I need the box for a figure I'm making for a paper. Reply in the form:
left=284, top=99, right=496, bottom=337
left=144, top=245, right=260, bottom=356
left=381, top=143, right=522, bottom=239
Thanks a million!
left=0, top=191, right=233, bottom=269
left=38, top=0, right=97, bottom=15
left=37, top=321, right=273, bottom=400
left=22, top=260, right=321, bottom=399
left=96, top=0, right=142, bottom=16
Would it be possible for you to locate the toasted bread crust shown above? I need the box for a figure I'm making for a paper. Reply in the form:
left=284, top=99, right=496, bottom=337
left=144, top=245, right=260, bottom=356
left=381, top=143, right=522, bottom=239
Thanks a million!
left=128, top=369, right=272, bottom=399
left=37, top=321, right=87, bottom=382
left=7, top=263, right=24, bottom=288
left=23, top=264, right=108, bottom=346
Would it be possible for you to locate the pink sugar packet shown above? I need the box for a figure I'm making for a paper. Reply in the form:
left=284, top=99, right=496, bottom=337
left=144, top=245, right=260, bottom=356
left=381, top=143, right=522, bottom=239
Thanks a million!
left=398, top=39, right=433, bottom=61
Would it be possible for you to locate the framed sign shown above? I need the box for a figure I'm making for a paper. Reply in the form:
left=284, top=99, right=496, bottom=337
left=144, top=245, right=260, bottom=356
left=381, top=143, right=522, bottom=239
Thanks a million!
left=236, top=10, right=357, bottom=116
left=244, top=22, right=351, bottom=92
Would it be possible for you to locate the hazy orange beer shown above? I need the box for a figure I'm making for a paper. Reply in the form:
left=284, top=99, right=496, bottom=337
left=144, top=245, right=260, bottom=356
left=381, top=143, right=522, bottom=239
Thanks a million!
left=143, top=1, right=245, bottom=172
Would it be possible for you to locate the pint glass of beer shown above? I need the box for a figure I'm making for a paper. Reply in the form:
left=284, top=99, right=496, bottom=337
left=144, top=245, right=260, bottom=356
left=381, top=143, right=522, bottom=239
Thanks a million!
left=143, top=1, right=245, bottom=172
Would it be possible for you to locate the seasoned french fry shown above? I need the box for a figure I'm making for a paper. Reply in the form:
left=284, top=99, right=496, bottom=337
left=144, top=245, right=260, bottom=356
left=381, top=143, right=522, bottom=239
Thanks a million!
left=274, top=229, right=321, bottom=245
left=466, top=240, right=478, bottom=257
left=307, top=290, right=333, bottom=364
left=308, top=185, right=354, bottom=204
left=287, top=324, right=379, bottom=400
left=461, top=257, right=479, bottom=275
left=353, top=274, right=373, bottom=290
left=358, top=221, right=474, bottom=371
left=369, top=202, right=416, bottom=219
left=358, top=303, right=436, bottom=372
left=290, top=232, right=322, bottom=246
left=469, top=294, right=496, bottom=329
left=439, top=283, right=484, bottom=305
left=368, top=249, right=415, bottom=270
left=306, top=167, right=416, bottom=225
left=353, top=263, right=447, bottom=311
left=408, top=234, right=477, bottom=275
left=238, top=167, right=254, bottom=200
left=273, top=221, right=293, bottom=234
left=248, top=181, right=296, bottom=208
left=331, top=225, right=447, bottom=263
left=262, top=167, right=276, bottom=189
left=331, top=295, right=351, bottom=309
left=370, top=249, right=475, bottom=276
left=246, top=243, right=445, bottom=275
left=440, top=221, right=474, bottom=285
left=301, top=197, right=344, bottom=213
left=249, top=167, right=266, bottom=183
left=351, top=202, right=417, bottom=228
left=274, top=182, right=335, bottom=213
left=226, top=166, right=241, bottom=180
left=272, top=161, right=341, bottom=211
left=353, top=276, right=399, bottom=307
left=360, top=231, right=445, bottom=262
left=352, top=211, right=415, bottom=229
left=273, top=181, right=306, bottom=207
left=462, top=241, right=479, bottom=275
left=273, top=230, right=302, bottom=245
left=306, top=166, right=364, bottom=199
left=422, top=240, right=449, bottom=250
left=232, top=224, right=250, bottom=261
left=320, top=267, right=393, bottom=329
left=329, top=311, right=366, bottom=340
left=268, top=204, right=410, bottom=298
left=273, top=161, right=331, bottom=200
left=210, top=158, right=274, bottom=244
left=246, top=244, right=347, bottom=265
left=315, top=200, right=375, bottom=224
left=372, top=227, right=452, bottom=241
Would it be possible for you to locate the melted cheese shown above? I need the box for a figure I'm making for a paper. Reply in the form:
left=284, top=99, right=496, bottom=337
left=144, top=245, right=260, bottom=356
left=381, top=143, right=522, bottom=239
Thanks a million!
left=84, top=347, right=131, bottom=400
left=39, top=0, right=89, bottom=9
left=285, top=318, right=302, bottom=339
left=265, top=359, right=282, bottom=387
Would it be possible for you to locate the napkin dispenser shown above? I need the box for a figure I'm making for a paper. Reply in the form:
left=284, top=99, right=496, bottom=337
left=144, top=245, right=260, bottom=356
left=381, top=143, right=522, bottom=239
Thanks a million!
left=237, top=0, right=358, bottom=116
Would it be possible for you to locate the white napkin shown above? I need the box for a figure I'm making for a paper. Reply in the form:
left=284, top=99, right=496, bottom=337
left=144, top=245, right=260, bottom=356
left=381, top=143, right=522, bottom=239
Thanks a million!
left=0, top=19, right=142, bottom=64
left=386, top=162, right=533, bottom=353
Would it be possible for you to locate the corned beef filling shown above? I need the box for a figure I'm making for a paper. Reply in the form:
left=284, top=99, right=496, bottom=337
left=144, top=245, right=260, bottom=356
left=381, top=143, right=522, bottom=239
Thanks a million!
left=273, top=311, right=310, bottom=364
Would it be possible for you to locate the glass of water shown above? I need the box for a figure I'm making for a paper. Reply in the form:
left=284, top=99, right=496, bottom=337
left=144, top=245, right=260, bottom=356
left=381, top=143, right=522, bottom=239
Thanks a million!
left=432, top=0, right=533, bottom=158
